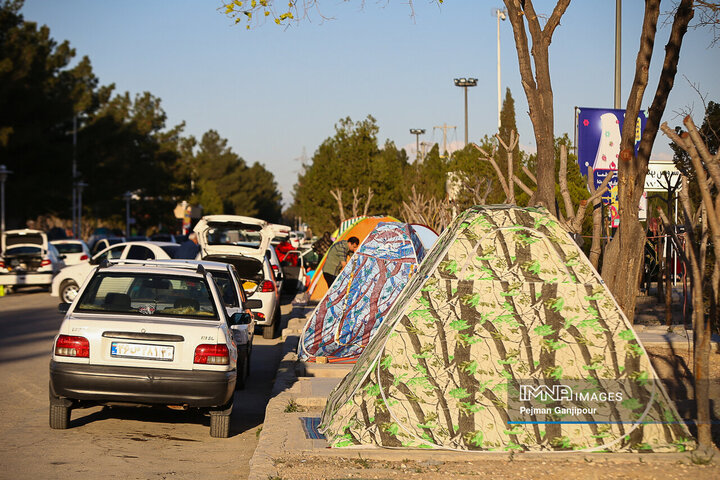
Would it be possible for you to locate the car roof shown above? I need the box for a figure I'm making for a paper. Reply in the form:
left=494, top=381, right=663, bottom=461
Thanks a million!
left=98, top=261, right=207, bottom=278
left=51, top=239, right=86, bottom=244
left=143, top=259, right=233, bottom=272
left=118, top=241, right=178, bottom=248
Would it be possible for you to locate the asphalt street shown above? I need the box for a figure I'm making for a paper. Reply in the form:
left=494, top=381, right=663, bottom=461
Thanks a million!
left=0, top=288, right=289, bottom=480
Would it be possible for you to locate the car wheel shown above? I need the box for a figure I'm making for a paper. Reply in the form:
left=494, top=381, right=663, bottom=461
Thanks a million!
left=209, top=408, right=232, bottom=438
left=49, top=404, right=70, bottom=429
left=236, top=347, right=248, bottom=390
left=262, top=322, right=275, bottom=339
left=60, top=280, right=80, bottom=303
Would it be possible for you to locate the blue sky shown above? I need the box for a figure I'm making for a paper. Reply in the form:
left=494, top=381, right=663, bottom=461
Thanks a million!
left=22, top=1, right=720, bottom=207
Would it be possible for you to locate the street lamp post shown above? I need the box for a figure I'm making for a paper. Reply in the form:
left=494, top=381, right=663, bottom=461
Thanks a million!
left=75, top=181, right=87, bottom=239
left=123, top=191, right=132, bottom=238
left=0, top=164, right=12, bottom=235
left=409, top=128, right=426, bottom=162
left=494, top=8, right=507, bottom=130
left=453, top=77, right=478, bottom=146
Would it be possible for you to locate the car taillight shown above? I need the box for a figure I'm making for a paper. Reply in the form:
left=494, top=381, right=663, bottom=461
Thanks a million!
left=194, top=344, right=229, bottom=365
left=41, top=259, right=52, bottom=267
left=256, top=312, right=265, bottom=320
left=55, top=335, right=90, bottom=358
left=271, top=264, right=279, bottom=273
left=0, top=261, right=4, bottom=268
left=261, top=280, right=275, bottom=292
left=80, top=254, right=88, bottom=261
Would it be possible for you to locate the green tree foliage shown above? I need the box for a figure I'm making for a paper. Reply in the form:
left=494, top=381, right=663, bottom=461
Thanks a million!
left=0, top=0, right=99, bottom=225
left=292, top=115, right=410, bottom=232
left=190, top=130, right=282, bottom=222
left=0, top=1, right=283, bottom=231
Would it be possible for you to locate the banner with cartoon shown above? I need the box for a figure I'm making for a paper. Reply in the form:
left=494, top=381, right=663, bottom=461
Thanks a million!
left=576, top=108, right=647, bottom=226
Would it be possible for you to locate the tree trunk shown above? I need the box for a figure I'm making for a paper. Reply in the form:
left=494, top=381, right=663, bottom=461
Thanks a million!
left=503, top=0, right=570, bottom=214
left=602, top=0, right=693, bottom=321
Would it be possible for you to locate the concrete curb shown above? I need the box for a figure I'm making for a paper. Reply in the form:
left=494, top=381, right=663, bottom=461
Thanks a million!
left=248, top=331, right=302, bottom=480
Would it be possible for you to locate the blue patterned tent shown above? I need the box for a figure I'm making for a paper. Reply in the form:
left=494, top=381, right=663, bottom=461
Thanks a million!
left=299, top=223, right=427, bottom=362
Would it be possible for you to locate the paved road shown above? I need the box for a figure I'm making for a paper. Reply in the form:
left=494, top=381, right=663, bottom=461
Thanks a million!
left=0, top=288, right=289, bottom=480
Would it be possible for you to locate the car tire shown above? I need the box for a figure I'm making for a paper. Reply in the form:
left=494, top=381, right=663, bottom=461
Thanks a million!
left=60, top=280, right=80, bottom=303
left=49, top=404, right=70, bottom=429
left=209, top=408, right=231, bottom=438
left=262, top=322, right=275, bottom=339
left=236, top=347, right=248, bottom=390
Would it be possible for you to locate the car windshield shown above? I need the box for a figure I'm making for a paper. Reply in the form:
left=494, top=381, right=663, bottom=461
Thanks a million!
left=53, top=243, right=84, bottom=254
left=206, top=222, right=263, bottom=249
left=75, top=272, right=218, bottom=319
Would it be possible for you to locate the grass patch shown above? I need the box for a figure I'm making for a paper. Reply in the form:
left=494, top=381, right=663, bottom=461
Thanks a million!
left=284, top=399, right=305, bottom=413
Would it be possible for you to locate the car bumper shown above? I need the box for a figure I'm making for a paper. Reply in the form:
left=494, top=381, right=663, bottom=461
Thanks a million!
left=0, top=272, right=53, bottom=286
left=49, top=360, right=235, bottom=408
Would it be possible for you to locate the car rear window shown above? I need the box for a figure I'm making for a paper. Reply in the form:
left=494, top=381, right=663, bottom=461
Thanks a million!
left=203, top=255, right=263, bottom=283
left=5, top=246, right=42, bottom=255
left=5, top=233, right=44, bottom=247
left=206, top=222, right=263, bottom=249
left=53, top=243, right=84, bottom=254
left=75, top=272, right=218, bottom=319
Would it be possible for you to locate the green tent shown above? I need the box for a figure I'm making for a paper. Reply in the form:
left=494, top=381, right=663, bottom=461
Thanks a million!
left=320, top=205, right=694, bottom=452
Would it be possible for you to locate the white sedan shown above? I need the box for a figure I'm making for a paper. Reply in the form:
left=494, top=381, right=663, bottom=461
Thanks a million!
left=51, top=240, right=91, bottom=266
left=51, top=241, right=178, bottom=303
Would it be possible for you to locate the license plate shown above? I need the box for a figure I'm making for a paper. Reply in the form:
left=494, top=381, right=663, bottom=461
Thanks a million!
left=111, top=342, right=174, bottom=361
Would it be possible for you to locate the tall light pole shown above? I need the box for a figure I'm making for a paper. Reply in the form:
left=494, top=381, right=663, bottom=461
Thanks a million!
left=123, top=191, right=132, bottom=238
left=0, top=164, right=12, bottom=235
left=72, top=115, right=78, bottom=237
left=453, top=77, right=477, bottom=146
left=494, top=8, right=507, bottom=130
left=409, top=128, right=426, bottom=162
left=614, top=0, right=622, bottom=108
left=76, top=181, right=87, bottom=239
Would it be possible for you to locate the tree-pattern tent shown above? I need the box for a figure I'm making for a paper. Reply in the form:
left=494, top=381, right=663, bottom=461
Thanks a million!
left=300, top=222, right=426, bottom=362
left=320, top=205, right=694, bottom=452
left=309, top=216, right=399, bottom=301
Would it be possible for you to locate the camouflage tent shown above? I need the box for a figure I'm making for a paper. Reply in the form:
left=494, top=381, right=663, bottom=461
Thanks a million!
left=299, top=222, right=427, bottom=362
left=320, top=206, right=694, bottom=452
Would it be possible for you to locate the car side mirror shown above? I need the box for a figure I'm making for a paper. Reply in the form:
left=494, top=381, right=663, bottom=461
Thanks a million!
left=275, top=272, right=282, bottom=281
left=230, top=312, right=252, bottom=325
left=58, top=302, right=71, bottom=314
left=244, top=299, right=263, bottom=310
left=88, top=257, right=98, bottom=265
left=59, top=255, right=67, bottom=260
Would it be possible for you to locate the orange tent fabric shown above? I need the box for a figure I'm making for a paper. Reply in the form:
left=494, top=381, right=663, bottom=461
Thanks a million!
left=309, top=216, right=398, bottom=301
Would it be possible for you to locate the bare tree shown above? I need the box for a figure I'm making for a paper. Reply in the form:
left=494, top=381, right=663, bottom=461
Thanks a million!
left=401, top=186, right=452, bottom=233
left=502, top=0, right=571, bottom=211
left=659, top=116, right=718, bottom=452
left=601, top=0, right=694, bottom=322
left=329, top=188, right=345, bottom=223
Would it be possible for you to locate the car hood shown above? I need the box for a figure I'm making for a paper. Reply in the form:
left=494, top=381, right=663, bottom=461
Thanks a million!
left=194, top=215, right=271, bottom=258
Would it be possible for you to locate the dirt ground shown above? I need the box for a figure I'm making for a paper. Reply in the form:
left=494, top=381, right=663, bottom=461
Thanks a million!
left=272, top=348, right=720, bottom=480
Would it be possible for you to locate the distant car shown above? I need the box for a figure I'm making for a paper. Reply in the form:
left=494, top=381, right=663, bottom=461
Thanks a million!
left=49, top=260, right=251, bottom=437
left=51, top=240, right=91, bottom=266
left=265, top=246, right=284, bottom=293
left=90, top=237, right=125, bottom=256
left=150, top=233, right=178, bottom=244
left=0, top=229, right=65, bottom=291
left=194, top=215, right=281, bottom=339
left=269, top=223, right=292, bottom=246
left=51, top=241, right=178, bottom=303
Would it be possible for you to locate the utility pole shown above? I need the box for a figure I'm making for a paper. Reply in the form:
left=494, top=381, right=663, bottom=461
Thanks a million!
left=409, top=129, right=425, bottom=162
left=72, top=115, right=77, bottom=237
left=614, top=0, right=622, bottom=108
left=494, top=8, right=507, bottom=129
left=453, top=77, right=477, bottom=145
left=433, top=123, right=457, bottom=157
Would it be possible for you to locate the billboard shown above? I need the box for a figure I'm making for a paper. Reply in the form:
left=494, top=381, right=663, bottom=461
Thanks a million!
left=576, top=108, right=648, bottom=226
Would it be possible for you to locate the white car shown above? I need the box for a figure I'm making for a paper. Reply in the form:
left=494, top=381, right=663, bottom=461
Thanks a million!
left=0, top=229, right=65, bottom=291
left=49, top=260, right=251, bottom=437
left=194, top=215, right=281, bottom=339
left=150, top=259, right=262, bottom=387
left=51, top=240, right=91, bottom=266
left=89, top=236, right=125, bottom=256
left=51, top=241, right=179, bottom=304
